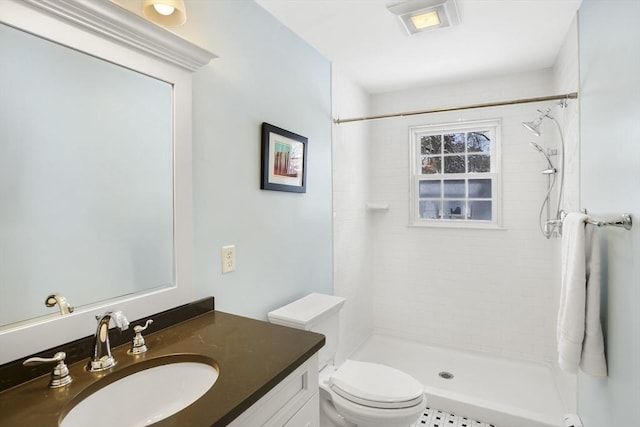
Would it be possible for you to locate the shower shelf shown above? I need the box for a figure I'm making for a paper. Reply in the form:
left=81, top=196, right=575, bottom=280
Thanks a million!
left=366, top=202, right=389, bottom=211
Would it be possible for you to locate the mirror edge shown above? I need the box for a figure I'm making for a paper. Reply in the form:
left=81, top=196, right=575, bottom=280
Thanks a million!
left=0, top=0, right=215, bottom=364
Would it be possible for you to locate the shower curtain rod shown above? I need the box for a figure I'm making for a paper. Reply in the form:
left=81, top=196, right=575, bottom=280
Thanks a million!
left=333, top=92, right=578, bottom=124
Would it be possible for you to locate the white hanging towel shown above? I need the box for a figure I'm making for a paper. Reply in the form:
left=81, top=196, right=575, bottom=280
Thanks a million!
left=557, top=213, right=607, bottom=377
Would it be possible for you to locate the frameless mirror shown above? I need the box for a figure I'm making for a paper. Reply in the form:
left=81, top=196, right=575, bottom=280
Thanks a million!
left=0, top=22, right=174, bottom=329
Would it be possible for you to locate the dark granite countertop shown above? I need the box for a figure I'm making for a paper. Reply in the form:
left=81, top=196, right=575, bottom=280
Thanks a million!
left=0, top=311, right=325, bottom=427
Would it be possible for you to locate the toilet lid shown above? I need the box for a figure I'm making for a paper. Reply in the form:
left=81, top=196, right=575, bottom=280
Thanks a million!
left=329, top=360, right=424, bottom=409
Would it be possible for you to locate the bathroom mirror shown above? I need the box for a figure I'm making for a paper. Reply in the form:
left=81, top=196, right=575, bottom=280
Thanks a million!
left=0, top=22, right=174, bottom=329
left=0, top=0, right=215, bottom=364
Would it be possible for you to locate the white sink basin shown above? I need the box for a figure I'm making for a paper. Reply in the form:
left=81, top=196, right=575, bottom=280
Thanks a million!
left=61, top=355, right=219, bottom=427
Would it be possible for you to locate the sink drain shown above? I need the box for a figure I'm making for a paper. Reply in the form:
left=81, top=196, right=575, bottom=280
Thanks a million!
left=438, top=371, right=454, bottom=379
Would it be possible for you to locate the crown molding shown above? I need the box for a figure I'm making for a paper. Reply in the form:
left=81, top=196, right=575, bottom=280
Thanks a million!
left=20, top=0, right=216, bottom=71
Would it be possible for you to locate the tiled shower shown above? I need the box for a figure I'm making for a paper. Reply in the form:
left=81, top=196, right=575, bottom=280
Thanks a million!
left=332, top=19, right=580, bottom=426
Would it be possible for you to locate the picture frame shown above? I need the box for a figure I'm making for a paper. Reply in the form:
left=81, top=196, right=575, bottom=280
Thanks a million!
left=260, top=122, right=308, bottom=193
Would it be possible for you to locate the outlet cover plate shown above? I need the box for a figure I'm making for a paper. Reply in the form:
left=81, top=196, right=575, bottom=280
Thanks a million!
left=221, top=245, right=236, bottom=273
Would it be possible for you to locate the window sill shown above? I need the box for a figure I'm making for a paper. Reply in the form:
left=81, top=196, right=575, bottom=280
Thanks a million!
left=408, top=221, right=506, bottom=230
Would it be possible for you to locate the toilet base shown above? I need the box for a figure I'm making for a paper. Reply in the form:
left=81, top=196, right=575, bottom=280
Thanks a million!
left=319, top=388, right=356, bottom=427
left=319, top=379, right=426, bottom=427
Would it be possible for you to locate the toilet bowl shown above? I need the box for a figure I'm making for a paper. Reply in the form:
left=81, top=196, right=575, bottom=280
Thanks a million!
left=319, top=361, right=426, bottom=427
left=268, top=293, right=426, bottom=427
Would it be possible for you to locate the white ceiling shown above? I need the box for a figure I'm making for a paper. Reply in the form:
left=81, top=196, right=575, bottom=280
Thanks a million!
left=255, top=0, right=582, bottom=94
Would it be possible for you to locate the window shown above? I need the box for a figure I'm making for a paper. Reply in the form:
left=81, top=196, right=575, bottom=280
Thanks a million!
left=409, top=119, right=501, bottom=227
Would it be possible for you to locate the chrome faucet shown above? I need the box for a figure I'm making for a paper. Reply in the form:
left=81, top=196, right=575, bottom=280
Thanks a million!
left=88, top=311, right=129, bottom=372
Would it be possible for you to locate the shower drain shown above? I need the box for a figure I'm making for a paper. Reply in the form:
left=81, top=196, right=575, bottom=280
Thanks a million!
left=438, top=371, right=454, bottom=379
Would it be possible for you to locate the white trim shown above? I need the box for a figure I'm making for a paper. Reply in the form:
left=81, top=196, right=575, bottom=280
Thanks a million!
left=408, top=118, right=503, bottom=228
left=15, top=0, right=216, bottom=71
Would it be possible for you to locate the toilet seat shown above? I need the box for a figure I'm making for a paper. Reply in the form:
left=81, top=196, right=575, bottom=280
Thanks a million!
left=329, top=360, right=424, bottom=409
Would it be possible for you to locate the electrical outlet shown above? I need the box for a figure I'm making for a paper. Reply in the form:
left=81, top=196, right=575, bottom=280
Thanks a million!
left=221, top=245, right=236, bottom=273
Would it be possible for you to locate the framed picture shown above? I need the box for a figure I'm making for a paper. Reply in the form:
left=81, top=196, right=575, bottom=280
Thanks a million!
left=261, top=122, right=308, bottom=193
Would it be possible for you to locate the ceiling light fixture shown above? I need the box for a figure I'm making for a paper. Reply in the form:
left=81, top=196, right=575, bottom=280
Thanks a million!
left=142, top=0, right=187, bottom=27
left=387, top=0, right=460, bottom=35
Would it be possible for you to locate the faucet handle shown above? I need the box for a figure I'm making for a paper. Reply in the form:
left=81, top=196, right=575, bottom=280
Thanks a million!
left=129, top=319, right=153, bottom=355
left=134, top=319, right=153, bottom=333
left=23, top=352, right=72, bottom=388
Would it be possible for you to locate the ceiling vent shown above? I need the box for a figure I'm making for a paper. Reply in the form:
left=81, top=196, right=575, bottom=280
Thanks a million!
left=387, top=0, right=460, bottom=35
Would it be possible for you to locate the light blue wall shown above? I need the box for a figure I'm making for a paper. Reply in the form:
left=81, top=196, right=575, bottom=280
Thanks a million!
left=578, top=0, right=640, bottom=425
left=172, top=1, right=333, bottom=319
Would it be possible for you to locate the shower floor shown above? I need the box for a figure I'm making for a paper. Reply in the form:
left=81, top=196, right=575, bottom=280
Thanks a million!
left=350, top=334, right=565, bottom=427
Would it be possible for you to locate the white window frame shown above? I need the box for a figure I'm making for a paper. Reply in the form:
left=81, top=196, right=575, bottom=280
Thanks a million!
left=409, top=119, right=502, bottom=228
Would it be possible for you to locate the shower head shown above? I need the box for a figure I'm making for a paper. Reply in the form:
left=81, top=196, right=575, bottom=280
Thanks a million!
left=522, top=106, right=554, bottom=137
left=522, top=119, right=542, bottom=137
left=523, top=103, right=568, bottom=239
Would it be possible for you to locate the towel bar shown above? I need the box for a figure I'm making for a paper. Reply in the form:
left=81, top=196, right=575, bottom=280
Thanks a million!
left=555, top=210, right=633, bottom=232
left=585, top=213, right=632, bottom=230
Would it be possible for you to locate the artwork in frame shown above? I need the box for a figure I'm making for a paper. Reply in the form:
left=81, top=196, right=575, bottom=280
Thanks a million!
left=260, top=122, right=308, bottom=193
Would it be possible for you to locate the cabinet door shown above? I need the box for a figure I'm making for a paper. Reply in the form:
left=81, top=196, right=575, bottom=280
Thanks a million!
left=284, top=392, right=319, bottom=427
left=228, top=354, right=319, bottom=427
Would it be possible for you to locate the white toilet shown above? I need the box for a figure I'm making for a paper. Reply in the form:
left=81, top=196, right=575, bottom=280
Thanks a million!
left=268, top=293, right=426, bottom=427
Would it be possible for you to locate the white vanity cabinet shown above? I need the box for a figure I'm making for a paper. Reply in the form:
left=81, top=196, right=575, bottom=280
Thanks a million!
left=228, top=354, right=319, bottom=427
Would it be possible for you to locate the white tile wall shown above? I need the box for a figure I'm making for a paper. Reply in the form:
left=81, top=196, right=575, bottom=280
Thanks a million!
left=552, top=15, right=580, bottom=215
left=332, top=47, right=580, bottom=381
left=332, top=22, right=580, bottom=417
left=331, top=68, right=374, bottom=363
left=367, top=70, right=564, bottom=363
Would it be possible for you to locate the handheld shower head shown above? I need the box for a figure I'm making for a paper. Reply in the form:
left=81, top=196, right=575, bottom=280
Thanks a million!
left=528, top=141, right=554, bottom=170
left=529, top=141, right=544, bottom=153
left=523, top=102, right=568, bottom=238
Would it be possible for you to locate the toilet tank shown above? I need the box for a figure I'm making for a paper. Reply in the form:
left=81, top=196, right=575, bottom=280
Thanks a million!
left=268, top=293, right=345, bottom=369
